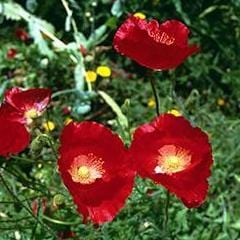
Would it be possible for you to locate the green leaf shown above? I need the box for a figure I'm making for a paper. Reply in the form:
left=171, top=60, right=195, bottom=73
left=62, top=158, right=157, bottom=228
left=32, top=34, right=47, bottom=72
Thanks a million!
left=231, top=220, right=240, bottom=230
left=74, top=64, right=85, bottom=91
left=98, top=90, right=128, bottom=129
left=0, top=80, right=9, bottom=101
left=0, top=2, right=27, bottom=21
left=86, top=25, right=107, bottom=49
left=26, top=0, right=38, bottom=13
left=28, top=20, right=54, bottom=58
left=74, top=32, right=88, bottom=47
left=111, top=0, right=123, bottom=17
left=172, top=0, right=190, bottom=25
left=65, top=11, right=72, bottom=32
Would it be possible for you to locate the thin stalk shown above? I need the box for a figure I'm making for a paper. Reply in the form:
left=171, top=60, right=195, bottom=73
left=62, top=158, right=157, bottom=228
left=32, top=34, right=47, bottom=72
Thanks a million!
left=150, top=74, right=171, bottom=231
left=0, top=173, right=57, bottom=238
left=43, top=215, right=80, bottom=226
left=150, top=78, right=160, bottom=115
left=164, top=190, right=170, bottom=230
left=45, top=110, right=58, bottom=160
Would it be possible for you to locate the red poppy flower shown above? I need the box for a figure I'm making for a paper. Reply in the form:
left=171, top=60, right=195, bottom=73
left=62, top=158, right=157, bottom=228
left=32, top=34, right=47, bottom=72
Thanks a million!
left=2, top=87, right=51, bottom=124
left=113, top=16, right=199, bottom=70
left=15, top=28, right=29, bottom=42
left=130, top=114, right=213, bottom=207
left=7, top=48, right=17, bottom=59
left=58, top=121, right=135, bottom=224
left=0, top=117, right=30, bottom=157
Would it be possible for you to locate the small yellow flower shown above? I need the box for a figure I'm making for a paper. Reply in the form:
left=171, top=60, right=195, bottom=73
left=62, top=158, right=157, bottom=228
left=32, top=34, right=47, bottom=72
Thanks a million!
left=217, top=98, right=225, bottom=106
left=148, top=98, right=156, bottom=108
left=134, top=12, right=146, bottom=19
left=43, top=121, right=55, bottom=132
left=64, top=117, right=73, bottom=126
left=96, top=66, right=111, bottom=77
left=168, top=109, right=181, bottom=117
left=85, top=71, right=97, bottom=83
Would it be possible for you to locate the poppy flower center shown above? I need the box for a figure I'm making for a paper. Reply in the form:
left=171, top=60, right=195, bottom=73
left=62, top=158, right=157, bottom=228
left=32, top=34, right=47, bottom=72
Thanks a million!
left=77, top=166, right=90, bottom=179
left=154, top=145, right=191, bottom=175
left=68, top=153, right=105, bottom=184
left=25, top=108, right=38, bottom=119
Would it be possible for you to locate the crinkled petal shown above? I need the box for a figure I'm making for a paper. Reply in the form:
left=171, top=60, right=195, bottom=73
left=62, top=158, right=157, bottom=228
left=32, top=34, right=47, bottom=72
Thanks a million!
left=113, top=16, right=199, bottom=70
left=5, top=87, right=51, bottom=113
left=58, top=121, right=135, bottom=224
left=130, top=114, right=213, bottom=207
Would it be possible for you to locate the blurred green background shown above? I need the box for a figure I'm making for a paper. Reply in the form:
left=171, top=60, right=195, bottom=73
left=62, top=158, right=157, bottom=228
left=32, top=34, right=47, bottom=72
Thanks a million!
left=0, top=0, right=240, bottom=239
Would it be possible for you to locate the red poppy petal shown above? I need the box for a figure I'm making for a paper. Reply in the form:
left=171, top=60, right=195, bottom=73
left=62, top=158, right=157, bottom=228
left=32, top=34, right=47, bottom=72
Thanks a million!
left=58, top=121, right=135, bottom=224
left=59, top=121, right=133, bottom=175
left=160, top=20, right=190, bottom=46
left=0, top=118, right=30, bottom=157
left=130, top=114, right=213, bottom=207
left=0, top=103, right=25, bottom=124
left=5, top=88, right=51, bottom=113
left=72, top=175, right=134, bottom=224
left=113, top=16, right=199, bottom=70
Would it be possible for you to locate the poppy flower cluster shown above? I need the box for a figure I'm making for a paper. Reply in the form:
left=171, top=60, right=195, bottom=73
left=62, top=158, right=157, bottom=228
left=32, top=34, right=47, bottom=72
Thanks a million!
left=0, top=87, right=51, bottom=157
left=58, top=114, right=212, bottom=224
left=57, top=15, right=212, bottom=225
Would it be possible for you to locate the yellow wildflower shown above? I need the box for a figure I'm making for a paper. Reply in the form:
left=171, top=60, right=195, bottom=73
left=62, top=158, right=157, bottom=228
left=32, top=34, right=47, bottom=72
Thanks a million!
left=217, top=98, right=225, bottom=106
left=96, top=66, right=111, bottom=77
left=43, top=121, right=55, bottom=132
left=148, top=98, right=156, bottom=108
left=64, top=117, right=73, bottom=126
left=168, top=109, right=181, bottom=117
left=85, top=71, right=97, bottom=83
left=134, top=12, right=146, bottom=19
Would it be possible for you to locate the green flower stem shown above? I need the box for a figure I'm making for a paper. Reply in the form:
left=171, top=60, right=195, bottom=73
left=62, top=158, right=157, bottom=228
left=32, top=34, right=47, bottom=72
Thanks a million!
left=164, top=190, right=170, bottom=230
left=150, top=78, right=160, bottom=115
left=150, top=74, right=170, bottom=231
left=43, top=215, right=80, bottom=225
left=52, top=88, right=79, bottom=99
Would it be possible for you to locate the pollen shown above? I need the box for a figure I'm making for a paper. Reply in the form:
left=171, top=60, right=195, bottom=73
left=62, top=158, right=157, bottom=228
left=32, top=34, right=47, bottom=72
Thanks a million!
left=154, top=145, right=191, bottom=175
left=78, top=166, right=90, bottom=179
left=25, top=109, right=38, bottom=119
left=69, top=153, right=105, bottom=184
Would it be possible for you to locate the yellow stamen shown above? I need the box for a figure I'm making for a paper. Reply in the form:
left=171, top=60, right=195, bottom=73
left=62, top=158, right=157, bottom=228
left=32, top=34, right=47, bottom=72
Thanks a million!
left=69, top=154, right=105, bottom=184
left=155, top=145, right=191, bottom=175
left=78, top=166, right=90, bottom=179
left=25, top=109, right=38, bottom=119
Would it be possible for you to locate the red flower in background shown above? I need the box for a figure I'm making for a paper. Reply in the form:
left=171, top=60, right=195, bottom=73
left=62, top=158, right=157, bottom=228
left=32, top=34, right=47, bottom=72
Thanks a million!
left=0, top=118, right=30, bottom=157
left=31, top=198, right=47, bottom=216
left=113, top=16, right=199, bottom=70
left=130, top=114, right=213, bottom=207
left=0, top=87, right=51, bottom=157
left=7, top=48, right=17, bottom=59
left=58, top=121, right=135, bottom=224
left=15, top=28, right=29, bottom=42
left=1, top=87, right=51, bottom=124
